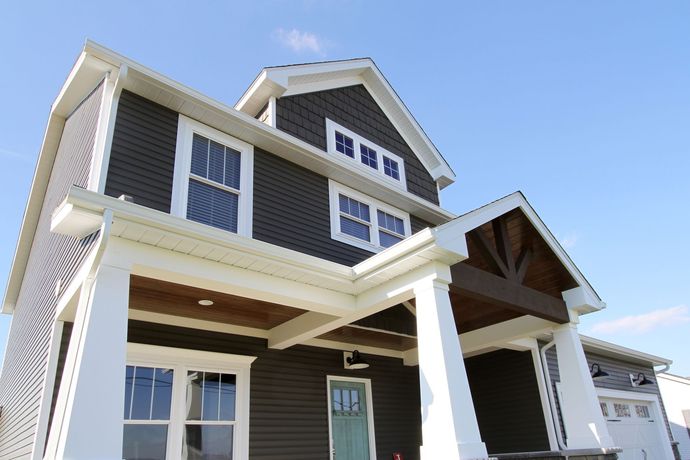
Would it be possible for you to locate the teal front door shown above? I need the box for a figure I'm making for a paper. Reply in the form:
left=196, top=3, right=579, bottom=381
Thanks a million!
left=330, top=380, right=371, bottom=460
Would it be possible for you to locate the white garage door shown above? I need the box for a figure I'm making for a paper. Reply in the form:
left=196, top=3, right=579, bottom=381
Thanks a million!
left=600, top=397, right=667, bottom=460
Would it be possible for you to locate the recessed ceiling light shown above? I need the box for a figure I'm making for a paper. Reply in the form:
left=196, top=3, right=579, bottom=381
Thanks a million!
left=198, top=299, right=214, bottom=306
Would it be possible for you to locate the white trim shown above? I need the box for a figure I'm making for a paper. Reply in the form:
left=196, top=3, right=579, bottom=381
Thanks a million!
left=580, top=335, right=672, bottom=367
left=126, top=343, right=255, bottom=460
left=326, top=375, right=377, bottom=460
left=595, top=387, right=675, bottom=460
left=171, top=114, right=254, bottom=237
left=325, top=118, right=406, bottom=189
left=30, top=320, right=64, bottom=460
left=329, top=180, right=411, bottom=253
left=528, top=343, right=560, bottom=450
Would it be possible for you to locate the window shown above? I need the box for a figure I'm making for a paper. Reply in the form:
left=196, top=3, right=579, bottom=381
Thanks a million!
left=614, top=403, right=631, bottom=418
left=325, top=119, right=406, bottom=187
left=329, top=181, right=411, bottom=252
left=635, top=404, right=651, bottom=418
left=600, top=402, right=609, bottom=418
left=124, top=344, right=255, bottom=460
left=172, top=115, right=254, bottom=236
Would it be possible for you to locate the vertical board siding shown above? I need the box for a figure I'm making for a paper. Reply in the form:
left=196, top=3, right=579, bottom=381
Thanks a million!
left=128, top=320, right=422, bottom=460
left=545, top=346, right=674, bottom=443
left=0, top=84, right=103, bottom=459
left=465, top=349, right=550, bottom=454
left=253, top=148, right=432, bottom=266
left=275, top=85, right=440, bottom=205
left=104, top=90, right=178, bottom=212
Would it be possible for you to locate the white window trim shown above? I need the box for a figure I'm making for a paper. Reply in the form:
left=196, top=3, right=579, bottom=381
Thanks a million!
left=325, top=118, right=406, bottom=189
left=328, top=180, right=411, bottom=253
left=126, top=343, right=256, bottom=460
left=171, top=114, right=254, bottom=237
left=326, top=375, right=377, bottom=460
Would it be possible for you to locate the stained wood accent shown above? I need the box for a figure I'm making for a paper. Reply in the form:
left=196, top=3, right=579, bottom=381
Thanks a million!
left=492, top=217, right=516, bottom=278
left=129, top=275, right=306, bottom=330
left=515, top=247, right=534, bottom=284
left=468, top=228, right=511, bottom=279
left=317, top=326, right=417, bottom=351
left=450, top=263, right=570, bottom=324
left=450, top=292, right=524, bottom=334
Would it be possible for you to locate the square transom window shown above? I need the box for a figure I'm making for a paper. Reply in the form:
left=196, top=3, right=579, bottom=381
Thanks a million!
left=360, top=145, right=378, bottom=169
left=335, top=131, right=354, bottom=158
left=172, top=115, right=254, bottom=237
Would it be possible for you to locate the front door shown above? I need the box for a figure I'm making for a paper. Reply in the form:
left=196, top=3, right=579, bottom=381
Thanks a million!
left=329, top=379, right=371, bottom=460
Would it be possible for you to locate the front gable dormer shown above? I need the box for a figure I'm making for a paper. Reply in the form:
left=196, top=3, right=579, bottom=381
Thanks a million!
left=235, top=59, right=455, bottom=205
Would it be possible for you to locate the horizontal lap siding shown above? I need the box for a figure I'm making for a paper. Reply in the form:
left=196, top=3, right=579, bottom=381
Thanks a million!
left=276, top=85, right=439, bottom=205
left=465, top=349, right=550, bottom=454
left=104, top=90, right=178, bottom=212
left=253, top=148, right=373, bottom=265
left=128, top=320, right=422, bottom=460
left=0, top=83, right=103, bottom=459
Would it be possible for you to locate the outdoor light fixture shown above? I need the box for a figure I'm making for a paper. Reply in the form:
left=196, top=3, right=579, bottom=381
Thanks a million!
left=630, top=372, right=654, bottom=387
left=590, top=363, right=609, bottom=380
left=345, top=350, right=370, bottom=370
left=198, top=299, right=214, bottom=306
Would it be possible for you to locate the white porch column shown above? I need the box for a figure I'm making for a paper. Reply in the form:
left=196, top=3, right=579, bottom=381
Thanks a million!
left=414, top=273, right=489, bottom=460
left=49, top=263, right=131, bottom=459
left=553, top=322, right=615, bottom=449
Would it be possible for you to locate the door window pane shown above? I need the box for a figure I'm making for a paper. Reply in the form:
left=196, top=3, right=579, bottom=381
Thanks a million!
left=184, top=425, right=233, bottom=460
left=123, top=424, right=168, bottom=460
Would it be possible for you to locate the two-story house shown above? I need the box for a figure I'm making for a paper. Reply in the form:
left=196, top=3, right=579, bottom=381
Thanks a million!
left=0, top=41, right=675, bottom=460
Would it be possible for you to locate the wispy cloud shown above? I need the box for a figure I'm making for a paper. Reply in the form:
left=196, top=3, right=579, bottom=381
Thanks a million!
left=0, top=147, right=32, bottom=163
left=272, top=28, right=327, bottom=56
left=590, top=305, right=690, bottom=335
left=559, top=231, right=579, bottom=250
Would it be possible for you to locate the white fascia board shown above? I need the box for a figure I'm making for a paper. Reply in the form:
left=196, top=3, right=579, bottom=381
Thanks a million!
left=450, top=191, right=605, bottom=311
left=580, top=334, right=672, bottom=367
left=1, top=46, right=118, bottom=314
left=233, top=57, right=456, bottom=187
left=84, top=41, right=454, bottom=224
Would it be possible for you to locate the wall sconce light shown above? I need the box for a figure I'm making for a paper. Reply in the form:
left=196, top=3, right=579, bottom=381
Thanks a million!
left=344, top=350, right=369, bottom=370
left=590, top=363, right=609, bottom=380
left=630, top=372, right=654, bottom=387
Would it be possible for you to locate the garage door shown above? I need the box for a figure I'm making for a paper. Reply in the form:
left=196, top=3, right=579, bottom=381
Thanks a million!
left=600, top=397, right=667, bottom=460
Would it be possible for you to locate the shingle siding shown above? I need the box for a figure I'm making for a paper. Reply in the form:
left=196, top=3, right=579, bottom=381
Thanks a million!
left=0, top=83, right=103, bottom=459
left=128, top=320, right=423, bottom=460
left=104, top=90, right=178, bottom=212
left=275, top=85, right=440, bottom=205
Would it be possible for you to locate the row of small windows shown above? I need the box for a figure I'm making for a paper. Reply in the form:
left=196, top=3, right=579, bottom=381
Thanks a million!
left=335, top=130, right=401, bottom=181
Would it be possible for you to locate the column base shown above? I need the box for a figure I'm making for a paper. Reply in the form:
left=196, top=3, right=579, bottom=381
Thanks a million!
left=421, top=441, right=490, bottom=460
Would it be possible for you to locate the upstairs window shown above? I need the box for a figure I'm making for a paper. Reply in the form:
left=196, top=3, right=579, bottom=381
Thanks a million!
left=326, top=119, right=406, bottom=188
left=329, top=181, right=411, bottom=252
left=172, top=116, right=254, bottom=236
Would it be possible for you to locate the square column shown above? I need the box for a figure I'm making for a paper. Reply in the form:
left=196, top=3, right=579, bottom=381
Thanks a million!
left=47, top=263, right=131, bottom=459
left=414, top=277, right=489, bottom=460
left=553, top=323, right=615, bottom=449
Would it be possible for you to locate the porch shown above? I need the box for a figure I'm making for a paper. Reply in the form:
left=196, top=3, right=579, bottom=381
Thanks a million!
left=45, top=189, right=618, bottom=460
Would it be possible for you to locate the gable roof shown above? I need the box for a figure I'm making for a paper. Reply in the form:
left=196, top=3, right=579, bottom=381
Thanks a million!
left=235, top=58, right=456, bottom=189
left=436, top=191, right=605, bottom=313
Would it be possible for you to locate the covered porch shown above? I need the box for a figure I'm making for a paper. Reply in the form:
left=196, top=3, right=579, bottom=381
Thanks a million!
left=46, top=188, right=618, bottom=460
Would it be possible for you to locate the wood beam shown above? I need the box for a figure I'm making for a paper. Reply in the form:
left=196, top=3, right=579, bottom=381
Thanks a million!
left=515, top=247, right=533, bottom=284
left=467, top=228, right=511, bottom=279
left=492, top=217, right=516, bottom=279
left=450, top=263, right=569, bottom=324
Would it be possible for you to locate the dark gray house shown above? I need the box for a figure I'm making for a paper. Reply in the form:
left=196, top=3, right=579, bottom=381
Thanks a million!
left=0, top=41, right=676, bottom=460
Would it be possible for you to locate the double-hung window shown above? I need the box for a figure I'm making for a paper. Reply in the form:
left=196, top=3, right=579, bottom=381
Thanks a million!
left=325, top=119, right=406, bottom=189
left=172, top=115, right=254, bottom=236
left=329, top=181, right=411, bottom=252
left=123, top=344, right=255, bottom=460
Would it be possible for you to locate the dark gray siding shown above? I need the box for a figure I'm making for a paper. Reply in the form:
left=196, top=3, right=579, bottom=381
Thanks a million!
left=275, top=85, right=440, bottom=205
left=545, top=346, right=674, bottom=442
left=45, top=322, right=73, bottom=452
left=128, top=320, right=422, bottom=460
left=0, top=84, right=103, bottom=459
left=253, top=148, right=430, bottom=266
left=104, top=90, right=178, bottom=212
left=465, top=349, right=550, bottom=454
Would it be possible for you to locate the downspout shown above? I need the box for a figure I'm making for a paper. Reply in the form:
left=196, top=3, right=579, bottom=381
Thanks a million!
left=47, top=208, right=113, bottom=458
left=540, top=340, right=569, bottom=454
left=655, top=363, right=671, bottom=374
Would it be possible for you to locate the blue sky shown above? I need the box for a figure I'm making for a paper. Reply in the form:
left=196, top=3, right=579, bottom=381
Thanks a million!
left=1, top=1, right=689, bottom=376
